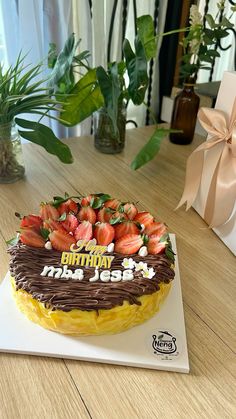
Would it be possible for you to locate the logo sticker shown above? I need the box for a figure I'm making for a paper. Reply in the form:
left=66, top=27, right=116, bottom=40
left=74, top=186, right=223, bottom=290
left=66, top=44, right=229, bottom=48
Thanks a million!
left=150, top=330, right=181, bottom=360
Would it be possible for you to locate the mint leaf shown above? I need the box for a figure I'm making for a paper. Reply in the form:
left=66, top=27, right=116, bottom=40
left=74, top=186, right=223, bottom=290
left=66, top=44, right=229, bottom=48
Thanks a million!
left=6, top=235, right=19, bottom=246
left=40, top=228, right=50, bottom=240
left=58, top=212, right=67, bottom=221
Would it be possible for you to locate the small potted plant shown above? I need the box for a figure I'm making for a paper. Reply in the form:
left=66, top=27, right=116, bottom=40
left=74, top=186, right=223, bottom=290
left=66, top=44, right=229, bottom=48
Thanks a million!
left=48, top=15, right=186, bottom=169
left=0, top=54, right=73, bottom=183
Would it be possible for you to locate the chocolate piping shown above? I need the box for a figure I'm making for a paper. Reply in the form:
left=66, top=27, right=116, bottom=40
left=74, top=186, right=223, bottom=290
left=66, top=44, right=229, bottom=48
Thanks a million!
left=8, top=244, right=175, bottom=312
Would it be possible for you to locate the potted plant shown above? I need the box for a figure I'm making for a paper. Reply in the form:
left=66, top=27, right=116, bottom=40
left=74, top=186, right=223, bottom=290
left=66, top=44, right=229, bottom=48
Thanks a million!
left=170, top=2, right=236, bottom=144
left=48, top=15, right=185, bottom=169
left=0, top=54, right=73, bottom=183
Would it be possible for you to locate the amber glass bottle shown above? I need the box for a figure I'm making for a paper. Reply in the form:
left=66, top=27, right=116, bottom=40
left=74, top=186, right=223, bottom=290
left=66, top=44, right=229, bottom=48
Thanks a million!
left=170, top=78, right=200, bottom=145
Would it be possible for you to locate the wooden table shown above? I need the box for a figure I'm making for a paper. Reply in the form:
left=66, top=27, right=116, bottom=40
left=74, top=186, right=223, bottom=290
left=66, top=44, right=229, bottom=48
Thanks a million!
left=0, top=126, right=235, bottom=419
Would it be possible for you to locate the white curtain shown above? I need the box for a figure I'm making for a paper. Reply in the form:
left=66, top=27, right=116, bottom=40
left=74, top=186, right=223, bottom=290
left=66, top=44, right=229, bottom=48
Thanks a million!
left=1, top=0, right=167, bottom=137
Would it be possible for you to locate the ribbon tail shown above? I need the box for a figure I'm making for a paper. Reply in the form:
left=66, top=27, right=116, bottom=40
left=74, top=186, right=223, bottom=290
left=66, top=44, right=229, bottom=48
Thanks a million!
left=176, top=148, right=205, bottom=211
left=204, top=146, right=236, bottom=228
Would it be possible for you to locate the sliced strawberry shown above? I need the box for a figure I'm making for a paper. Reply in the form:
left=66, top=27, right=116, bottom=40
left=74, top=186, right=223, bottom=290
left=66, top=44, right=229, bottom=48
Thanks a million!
left=97, top=207, right=112, bottom=223
left=134, top=212, right=154, bottom=228
left=40, top=203, right=59, bottom=221
left=74, top=221, right=93, bottom=241
left=115, top=234, right=143, bottom=255
left=122, top=203, right=138, bottom=220
left=49, top=230, right=76, bottom=252
left=93, top=223, right=115, bottom=245
left=61, top=214, right=78, bottom=233
left=147, top=235, right=166, bottom=255
left=115, top=220, right=140, bottom=240
left=77, top=206, right=96, bottom=224
left=20, top=228, right=45, bottom=248
left=20, top=215, right=43, bottom=232
left=144, top=222, right=167, bottom=238
left=43, top=219, right=67, bottom=233
left=81, top=194, right=94, bottom=207
left=58, top=198, right=78, bottom=215
left=104, top=199, right=121, bottom=210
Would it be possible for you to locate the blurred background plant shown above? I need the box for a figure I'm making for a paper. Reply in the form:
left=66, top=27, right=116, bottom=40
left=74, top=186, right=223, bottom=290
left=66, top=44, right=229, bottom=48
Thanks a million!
left=180, top=1, right=236, bottom=80
left=48, top=15, right=184, bottom=169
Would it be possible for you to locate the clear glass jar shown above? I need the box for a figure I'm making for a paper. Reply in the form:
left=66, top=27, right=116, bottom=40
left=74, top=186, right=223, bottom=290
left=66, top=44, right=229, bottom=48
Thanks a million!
left=94, top=103, right=126, bottom=154
left=0, top=121, right=25, bottom=183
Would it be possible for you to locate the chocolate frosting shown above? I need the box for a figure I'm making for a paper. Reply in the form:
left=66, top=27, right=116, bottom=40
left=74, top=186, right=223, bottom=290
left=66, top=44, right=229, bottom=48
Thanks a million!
left=8, top=244, right=175, bottom=312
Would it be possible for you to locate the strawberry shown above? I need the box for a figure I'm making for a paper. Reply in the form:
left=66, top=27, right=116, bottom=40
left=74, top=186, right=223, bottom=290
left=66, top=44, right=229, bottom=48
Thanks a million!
left=20, top=215, right=43, bottom=232
left=77, top=206, right=96, bottom=224
left=147, top=235, right=166, bottom=255
left=58, top=199, right=78, bottom=215
left=134, top=212, right=154, bottom=228
left=122, top=203, right=138, bottom=220
left=144, top=222, right=167, bottom=238
left=40, top=203, right=59, bottom=221
left=81, top=194, right=94, bottom=207
left=115, top=234, right=143, bottom=255
left=94, top=223, right=115, bottom=245
left=104, top=199, right=121, bottom=210
left=97, top=207, right=112, bottom=223
left=61, top=214, right=78, bottom=233
left=49, top=230, right=76, bottom=251
left=115, top=220, right=140, bottom=240
left=43, top=219, right=67, bottom=233
left=74, top=221, right=93, bottom=241
left=20, top=228, right=45, bottom=248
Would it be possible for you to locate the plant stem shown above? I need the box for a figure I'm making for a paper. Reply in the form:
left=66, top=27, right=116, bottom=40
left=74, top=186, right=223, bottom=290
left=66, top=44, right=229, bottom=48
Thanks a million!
left=143, top=101, right=158, bottom=125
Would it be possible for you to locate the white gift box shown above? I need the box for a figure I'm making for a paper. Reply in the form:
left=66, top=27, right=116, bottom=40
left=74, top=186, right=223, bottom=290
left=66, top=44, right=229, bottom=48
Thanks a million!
left=193, top=71, right=236, bottom=255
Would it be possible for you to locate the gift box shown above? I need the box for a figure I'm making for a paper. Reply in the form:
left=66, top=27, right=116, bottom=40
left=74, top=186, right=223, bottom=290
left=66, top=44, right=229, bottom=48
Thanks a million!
left=178, top=71, right=236, bottom=255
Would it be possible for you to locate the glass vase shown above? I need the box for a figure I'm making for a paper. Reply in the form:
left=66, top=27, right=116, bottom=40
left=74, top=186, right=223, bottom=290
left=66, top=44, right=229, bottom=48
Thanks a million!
left=0, top=121, right=25, bottom=183
left=94, top=104, right=126, bottom=154
left=170, top=78, right=200, bottom=145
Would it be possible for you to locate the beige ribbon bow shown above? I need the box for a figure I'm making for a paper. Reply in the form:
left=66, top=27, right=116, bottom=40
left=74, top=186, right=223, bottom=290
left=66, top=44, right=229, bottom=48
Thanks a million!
left=177, top=99, right=236, bottom=228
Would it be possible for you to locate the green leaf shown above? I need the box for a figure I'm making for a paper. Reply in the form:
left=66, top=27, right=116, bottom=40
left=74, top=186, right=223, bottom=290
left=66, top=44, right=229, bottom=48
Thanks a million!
left=52, top=194, right=81, bottom=208
left=61, top=68, right=104, bottom=126
left=15, top=118, right=73, bottom=164
left=96, top=63, right=121, bottom=134
left=131, top=128, right=173, bottom=170
left=58, top=212, right=67, bottom=221
left=207, top=49, right=220, bottom=57
left=221, top=16, right=234, bottom=29
left=48, top=43, right=57, bottom=69
left=158, top=334, right=164, bottom=340
left=40, top=228, right=50, bottom=240
left=205, top=14, right=216, bottom=29
left=48, top=33, right=79, bottom=90
left=6, top=235, right=19, bottom=246
left=137, top=15, right=157, bottom=60
left=109, top=216, right=122, bottom=225
left=123, top=36, right=148, bottom=105
left=91, top=194, right=111, bottom=209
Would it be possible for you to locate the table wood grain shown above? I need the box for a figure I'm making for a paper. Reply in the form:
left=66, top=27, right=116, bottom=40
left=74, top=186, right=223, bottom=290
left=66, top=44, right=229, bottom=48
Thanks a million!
left=0, top=126, right=235, bottom=419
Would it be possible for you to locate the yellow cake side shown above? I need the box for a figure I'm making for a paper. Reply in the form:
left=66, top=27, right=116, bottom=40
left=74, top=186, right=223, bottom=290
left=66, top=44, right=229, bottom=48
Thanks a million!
left=11, top=277, right=172, bottom=336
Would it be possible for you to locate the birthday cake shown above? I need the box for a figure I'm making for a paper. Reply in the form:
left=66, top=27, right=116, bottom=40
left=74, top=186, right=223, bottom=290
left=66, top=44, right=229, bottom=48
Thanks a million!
left=8, top=193, right=175, bottom=336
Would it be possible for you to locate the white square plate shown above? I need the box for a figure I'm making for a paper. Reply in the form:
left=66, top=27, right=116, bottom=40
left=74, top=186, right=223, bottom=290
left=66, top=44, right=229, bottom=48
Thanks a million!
left=0, top=234, right=189, bottom=373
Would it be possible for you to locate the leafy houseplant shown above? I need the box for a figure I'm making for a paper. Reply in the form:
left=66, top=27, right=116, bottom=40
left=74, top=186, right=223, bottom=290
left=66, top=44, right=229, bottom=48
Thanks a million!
left=170, top=2, right=236, bottom=145
left=0, top=55, right=73, bottom=183
left=49, top=15, right=185, bottom=169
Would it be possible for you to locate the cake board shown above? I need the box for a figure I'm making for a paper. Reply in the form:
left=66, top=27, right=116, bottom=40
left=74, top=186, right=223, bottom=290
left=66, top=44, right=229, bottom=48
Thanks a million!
left=0, top=235, right=189, bottom=373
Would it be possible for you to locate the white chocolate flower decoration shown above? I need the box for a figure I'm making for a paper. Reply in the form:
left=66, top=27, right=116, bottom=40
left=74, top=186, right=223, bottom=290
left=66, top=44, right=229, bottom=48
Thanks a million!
left=135, top=261, right=148, bottom=272
left=122, top=258, right=135, bottom=269
left=142, top=267, right=155, bottom=279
